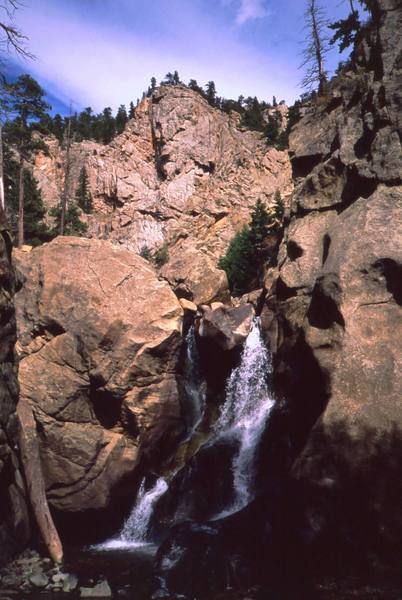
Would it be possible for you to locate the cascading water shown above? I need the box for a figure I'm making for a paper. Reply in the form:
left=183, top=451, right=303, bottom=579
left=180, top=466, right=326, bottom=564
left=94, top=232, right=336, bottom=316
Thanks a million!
left=183, top=325, right=206, bottom=437
left=213, top=317, right=275, bottom=518
left=95, top=477, right=168, bottom=550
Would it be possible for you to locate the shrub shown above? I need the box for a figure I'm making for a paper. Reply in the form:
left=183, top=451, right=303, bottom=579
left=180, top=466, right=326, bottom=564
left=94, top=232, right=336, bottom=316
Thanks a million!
left=218, top=198, right=284, bottom=296
left=154, top=243, right=169, bottom=267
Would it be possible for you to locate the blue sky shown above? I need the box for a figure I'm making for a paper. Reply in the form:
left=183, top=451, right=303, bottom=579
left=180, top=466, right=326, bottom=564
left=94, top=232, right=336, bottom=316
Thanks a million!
left=10, top=0, right=359, bottom=115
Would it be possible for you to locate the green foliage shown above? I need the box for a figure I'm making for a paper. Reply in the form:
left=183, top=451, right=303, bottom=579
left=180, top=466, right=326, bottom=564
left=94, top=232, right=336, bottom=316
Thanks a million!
left=265, top=112, right=280, bottom=145
left=273, top=190, right=284, bottom=221
left=241, top=97, right=265, bottom=131
left=75, top=167, right=92, bottom=214
left=329, top=11, right=360, bottom=52
left=205, top=81, right=217, bottom=107
left=115, top=104, right=128, bottom=135
left=218, top=198, right=284, bottom=296
left=49, top=203, right=87, bottom=237
left=4, top=153, right=52, bottom=245
left=219, top=226, right=254, bottom=296
left=154, top=243, right=169, bottom=267
left=139, top=246, right=152, bottom=261
left=163, top=71, right=181, bottom=85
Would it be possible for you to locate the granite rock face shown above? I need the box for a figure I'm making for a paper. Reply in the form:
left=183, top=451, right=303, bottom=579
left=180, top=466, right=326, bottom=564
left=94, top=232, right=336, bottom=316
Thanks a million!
left=263, top=0, right=402, bottom=568
left=14, top=237, right=183, bottom=514
left=33, top=86, right=292, bottom=304
left=0, top=210, right=29, bottom=564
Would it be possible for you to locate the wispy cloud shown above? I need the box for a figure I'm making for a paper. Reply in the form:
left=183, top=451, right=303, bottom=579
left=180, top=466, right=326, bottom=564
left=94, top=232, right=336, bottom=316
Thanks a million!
left=222, top=0, right=271, bottom=25
left=236, top=0, right=271, bottom=24
left=14, top=0, right=299, bottom=112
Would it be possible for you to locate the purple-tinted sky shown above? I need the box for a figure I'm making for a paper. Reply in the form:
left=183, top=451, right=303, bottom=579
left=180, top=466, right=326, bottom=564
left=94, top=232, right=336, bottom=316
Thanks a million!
left=10, top=0, right=363, bottom=114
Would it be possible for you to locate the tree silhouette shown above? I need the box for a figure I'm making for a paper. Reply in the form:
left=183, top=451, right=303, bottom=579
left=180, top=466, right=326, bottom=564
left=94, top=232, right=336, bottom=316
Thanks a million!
left=300, top=0, right=329, bottom=95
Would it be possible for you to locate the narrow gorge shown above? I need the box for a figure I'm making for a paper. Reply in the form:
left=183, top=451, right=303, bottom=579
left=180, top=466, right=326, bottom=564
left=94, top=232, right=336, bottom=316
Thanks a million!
left=0, top=1, right=401, bottom=598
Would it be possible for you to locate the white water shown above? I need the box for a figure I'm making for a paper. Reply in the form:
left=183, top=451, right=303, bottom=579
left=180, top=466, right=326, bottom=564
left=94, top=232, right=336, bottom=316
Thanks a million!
left=213, top=318, right=274, bottom=518
left=183, top=325, right=206, bottom=437
left=94, top=477, right=168, bottom=550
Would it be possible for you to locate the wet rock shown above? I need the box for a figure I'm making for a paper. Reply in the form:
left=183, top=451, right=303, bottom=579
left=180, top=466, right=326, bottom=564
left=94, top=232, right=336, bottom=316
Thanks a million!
left=29, top=573, right=49, bottom=588
left=62, top=574, right=78, bottom=593
left=80, top=580, right=112, bottom=597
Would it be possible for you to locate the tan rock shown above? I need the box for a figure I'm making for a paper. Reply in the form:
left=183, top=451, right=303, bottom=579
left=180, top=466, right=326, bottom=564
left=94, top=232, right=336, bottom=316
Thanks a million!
left=179, top=298, right=197, bottom=313
left=32, top=86, right=293, bottom=304
left=14, top=237, right=184, bottom=513
left=198, top=304, right=255, bottom=351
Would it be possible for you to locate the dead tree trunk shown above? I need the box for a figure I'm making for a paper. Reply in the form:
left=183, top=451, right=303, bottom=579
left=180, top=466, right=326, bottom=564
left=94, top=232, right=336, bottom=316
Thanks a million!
left=60, top=113, right=72, bottom=236
left=17, top=157, right=24, bottom=247
left=310, top=0, right=327, bottom=94
left=17, top=396, right=63, bottom=564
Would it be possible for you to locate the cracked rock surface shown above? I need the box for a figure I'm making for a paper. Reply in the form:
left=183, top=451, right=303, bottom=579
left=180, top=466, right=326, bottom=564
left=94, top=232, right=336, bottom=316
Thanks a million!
left=33, top=86, right=292, bottom=305
left=13, top=237, right=184, bottom=514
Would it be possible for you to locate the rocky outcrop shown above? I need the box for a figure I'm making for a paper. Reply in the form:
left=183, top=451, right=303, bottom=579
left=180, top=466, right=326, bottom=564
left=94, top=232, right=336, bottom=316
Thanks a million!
left=14, top=237, right=183, bottom=519
left=33, top=86, right=292, bottom=304
left=0, top=211, right=29, bottom=564
left=198, top=304, right=255, bottom=351
left=263, top=0, right=402, bottom=573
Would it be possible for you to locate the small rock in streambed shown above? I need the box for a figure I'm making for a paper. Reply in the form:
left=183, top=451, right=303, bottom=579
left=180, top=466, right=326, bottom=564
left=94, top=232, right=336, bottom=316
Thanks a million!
left=29, top=573, right=49, bottom=588
left=80, top=580, right=112, bottom=597
left=63, top=574, right=78, bottom=593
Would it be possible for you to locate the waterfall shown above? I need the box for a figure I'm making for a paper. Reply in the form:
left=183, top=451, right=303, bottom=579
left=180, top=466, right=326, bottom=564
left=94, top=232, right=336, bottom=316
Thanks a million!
left=183, top=325, right=206, bottom=437
left=213, top=318, right=274, bottom=518
left=95, top=477, right=168, bottom=550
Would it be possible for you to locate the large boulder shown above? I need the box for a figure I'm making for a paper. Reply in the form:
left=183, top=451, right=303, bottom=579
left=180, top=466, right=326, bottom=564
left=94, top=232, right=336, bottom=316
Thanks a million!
left=198, top=304, right=255, bottom=351
left=14, top=237, right=183, bottom=516
left=0, top=211, right=29, bottom=564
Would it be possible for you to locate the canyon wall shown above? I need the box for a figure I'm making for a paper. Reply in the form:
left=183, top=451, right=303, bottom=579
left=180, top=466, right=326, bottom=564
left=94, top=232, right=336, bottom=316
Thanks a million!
left=0, top=210, right=29, bottom=564
left=262, top=0, right=402, bottom=576
left=33, top=86, right=292, bottom=304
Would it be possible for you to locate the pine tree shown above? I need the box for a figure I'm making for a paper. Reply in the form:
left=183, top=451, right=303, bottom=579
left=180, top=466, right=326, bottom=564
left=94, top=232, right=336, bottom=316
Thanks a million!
left=115, top=104, right=128, bottom=134
left=218, top=226, right=254, bottom=296
left=99, top=107, right=115, bottom=144
left=273, top=190, right=284, bottom=222
left=242, top=97, right=265, bottom=131
left=218, top=199, right=280, bottom=296
left=128, top=101, right=135, bottom=119
left=4, top=146, right=51, bottom=245
left=163, top=72, right=175, bottom=85
left=188, top=79, right=205, bottom=96
left=205, top=81, right=217, bottom=107
left=329, top=1, right=360, bottom=52
left=4, top=74, right=50, bottom=246
left=248, top=199, right=271, bottom=257
left=77, top=107, right=94, bottom=140
left=49, top=202, right=87, bottom=237
left=75, top=167, right=92, bottom=214
left=265, top=112, right=280, bottom=144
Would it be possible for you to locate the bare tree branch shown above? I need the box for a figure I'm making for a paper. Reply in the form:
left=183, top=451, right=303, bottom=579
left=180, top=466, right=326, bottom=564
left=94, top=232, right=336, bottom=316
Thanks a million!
left=0, top=0, right=34, bottom=62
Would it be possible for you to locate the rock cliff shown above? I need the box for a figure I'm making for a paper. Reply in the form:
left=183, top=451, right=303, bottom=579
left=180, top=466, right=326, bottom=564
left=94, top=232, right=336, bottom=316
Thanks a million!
left=14, top=237, right=184, bottom=531
left=33, top=86, right=292, bottom=304
left=262, top=0, right=402, bottom=576
left=0, top=210, right=29, bottom=564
